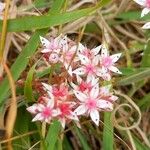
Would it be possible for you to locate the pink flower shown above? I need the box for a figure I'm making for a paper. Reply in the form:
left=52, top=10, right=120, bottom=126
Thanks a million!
left=73, top=53, right=101, bottom=77
left=73, top=84, right=113, bottom=126
left=134, top=0, right=150, bottom=17
left=0, top=2, right=5, bottom=20
left=27, top=97, right=57, bottom=123
left=71, top=75, right=99, bottom=93
left=78, top=45, right=101, bottom=59
left=42, top=82, right=69, bottom=100
left=100, top=44, right=122, bottom=75
left=56, top=102, right=78, bottom=128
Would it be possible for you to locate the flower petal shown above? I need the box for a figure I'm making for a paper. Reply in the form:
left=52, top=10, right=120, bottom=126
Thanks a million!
left=47, top=98, right=54, bottom=108
left=26, top=104, right=38, bottom=114
left=73, top=67, right=86, bottom=75
left=133, top=0, right=146, bottom=6
left=40, top=36, right=50, bottom=48
left=142, top=22, right=150, bottom=29
left=59, top=118, right=66, bottom=128
left=92, top=55, right=100, bottom=65
left=101, top=44, right=109, bottom=57
left=73, top=90, right=87, bottom=102
left=90, top=84, right=99, bottom=99
left=109, top=66, right=122, bottom=74
left=32, top=113, right=43, bottom=122
left=141, top=8, right=150, bottom=17
left=110, top=53, right=122, bottom=63
left=74, top=105, right=87, bottom=115
left=91, top=45, right=101, bottom=56
left=78, top=54, right=89, bottom=64
left=42, top=83, right=52, bottom=91
left=97, top=100, right=113, bottom=110
left=67, top=112, right=79, bottom=121
left=90, top=110, right=100, bottom=126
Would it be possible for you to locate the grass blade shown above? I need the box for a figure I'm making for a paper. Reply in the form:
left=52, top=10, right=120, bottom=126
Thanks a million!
left=103, top=112, right=114, bottom=150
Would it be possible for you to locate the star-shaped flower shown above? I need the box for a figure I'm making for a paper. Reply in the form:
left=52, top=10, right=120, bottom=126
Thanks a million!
left=100, top=44, right=122, bottom=75
left=73, top=84, right=113, bottom=126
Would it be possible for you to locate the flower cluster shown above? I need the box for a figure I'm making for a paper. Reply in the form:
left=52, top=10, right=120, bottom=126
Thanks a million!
left=27, top=35, right=121, bottom=127
left=134, top=0, right=150, bottom=29
left=0, top=2, right=5, bottom=20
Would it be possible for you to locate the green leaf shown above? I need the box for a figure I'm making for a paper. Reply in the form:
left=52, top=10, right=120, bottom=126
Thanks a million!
left=0, top=8, right=95, bottom=32
left=13, top=107, right=31, bottom=150
left=46, top=121, right=61, bottom=150
left=24, top=63, right=37, bottom=102
left=117, top=68, right=150, bottom=86
left=133, top=135, right=150, bottom=150
left=0, top=0, right=111, bottom=32
left=0, top=0, right=110, bottom=106
left=103, top=112, right=114, bottom=150
left=0, top=0, right=65, bottom=107
left=141, top=40, right=150, bottom=67
left=117, top=11, right=150, bottom=21
left=74, top=126, right=90, bottom=150
left=138, top=93, right=150, bottom=110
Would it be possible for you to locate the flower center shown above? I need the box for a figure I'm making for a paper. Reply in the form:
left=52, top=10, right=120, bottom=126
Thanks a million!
left=59, top=103, right=71, bottom=116
left=79, top=81, right=91, bottom=92
left=102, top=57, right=112, bottom=67
left=42, top=107, right=52, bottom=118
left=85, top=64, right=95, bottom=74
left=86, top=99, right=97, bottom=110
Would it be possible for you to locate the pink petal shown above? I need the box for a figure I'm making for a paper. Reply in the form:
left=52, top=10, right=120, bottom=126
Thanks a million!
left=40, top=36, right=50, bottom=48
left=47, top=99, right=54, bottom=108
left=101, top=44, right=109, bottom=57
left=76, top=75, right=82, bottom=84
left=74, top=105, right=87, bottom=115
left=73, top=90, right=87, bottom=102
left=91, top=45, right=101, bottom=56
left=133, top=0, right=145, bottom=6
left=59, top=118, right=66, bottom=128
left=77, top=43, right=85, bottom=53
left=97, top=100, right=113, bottom=110
left=90, top=84, right=99, bottom=99
left=110, top=53, right=122, bottom=63
left=90, top=109, right=99, bottom=126
left=41, top=48, right=51, bottom=53
left=141, top=8, right=150, bottom=17
left=92, top=55, right=100, bottom=65
left=67, top=112, right=79, bottom=121
left=73, top=67, right=86, bottom=75
left=142, top=22, right=150, bottom=29
left=78, top=54, right=89, bottom=64
left=32, top=113, right=43, bottom=122
left=109, top=66, right=122, bottom=74
left=109, top=95, right=118, bottom=102
left=26, top=104, right=38, bottom=114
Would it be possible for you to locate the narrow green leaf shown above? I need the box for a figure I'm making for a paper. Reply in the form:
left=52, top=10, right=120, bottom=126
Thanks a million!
left=0, top=0, right=111, bottom=32
left=46, top=121, right=61, bottom=150
left=74, top=126, right=90, bottom=150
left=103, top=112, right=114, bottom=150
left=24, top=63, right=37, bottom=102
left=117, top=68, right=150, bottom=86
left=141, top=40, right=150, bottom=67
left=0, top=8, right=94, bottom=32
left=0, top=0, right=65, bottom=106
left=133, top=135, right=150, bottom=150
left=138, top=93, right=150, bottom=110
